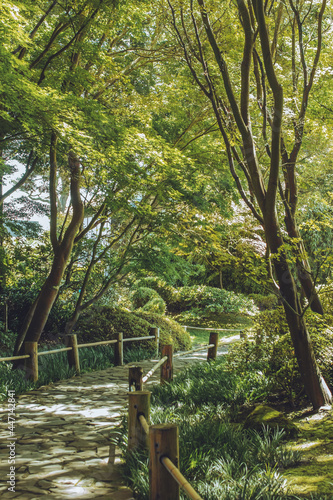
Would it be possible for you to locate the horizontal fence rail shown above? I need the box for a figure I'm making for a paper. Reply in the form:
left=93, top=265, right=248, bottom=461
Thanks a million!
left=173, top=343, right=214, bottom=358
left=0, top=354, right=30, bottom=362
left=37, top=347, right=72, bottom=356
left=77, top=339, right=117, bottom=348
left=123, top=335, right=155, bottom=343
left=183, top=325, right=243, bottom=331
left=142, top=355, right=168, bottom=384
left=0, top=326, right=160, bottom=383
left=161, top=456, right=203, bottom=500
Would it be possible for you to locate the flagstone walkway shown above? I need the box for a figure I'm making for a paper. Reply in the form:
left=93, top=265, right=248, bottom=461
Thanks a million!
left=0, top=338, right=237, bottom=500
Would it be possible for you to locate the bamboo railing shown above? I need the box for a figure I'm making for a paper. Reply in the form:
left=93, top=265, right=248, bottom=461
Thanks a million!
left=127, top=337, right=225, bottom=500
left=0, top=327, right=159, bottom=382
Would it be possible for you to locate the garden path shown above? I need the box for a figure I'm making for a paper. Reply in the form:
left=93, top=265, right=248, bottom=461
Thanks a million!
left=0, top=337, right=237, bottom=500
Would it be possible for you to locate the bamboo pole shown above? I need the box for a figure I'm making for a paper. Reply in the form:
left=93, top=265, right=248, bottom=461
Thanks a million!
left=173, top=344, right=214, bottom=358
left=161, top=345, right=173, bottom=384
left=37, top=347, right=72, bottom=356
left=77, top=339, right=117, bottom=348
left=0, top=355, right=30, bottom=362
left=123, top=335, right=155, bottom=342
left=65, top=334, right=80, bottom=373
left=142, top=356, right=168, bottom=384
left=128, top=390, right=151, bottom=451
left=161, top=456, right=203, bottom=500
left=24, top=341, right=38, bottom=382
left=129, top=366, right=143, bottom=391
left=149, top=424, right=179, bottom=500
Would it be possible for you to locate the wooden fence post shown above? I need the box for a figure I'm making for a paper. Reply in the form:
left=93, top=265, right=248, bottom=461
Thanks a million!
left=65, top=334, right=80, bottom=373
left=207, top=332, right=218, bottom=361
left=129, top=366, right=143, bottom=391
left=161, top=345, right=173, bottom=384
left=24, top=341, right=38, bottom=382
left=149, top=424, right=179, bottom=500
left=128, top=390, right=151, bottom=451
left=150, top=327, right=159, bottom=357
left=115, top=332, right=123, bottom=366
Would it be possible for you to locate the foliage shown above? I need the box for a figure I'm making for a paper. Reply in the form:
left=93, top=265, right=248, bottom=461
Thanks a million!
left=133, top=311, right=191, bottom=351
left=168, top=285, right=258, bottom=316
left=226, top=308, right=333, bottom=405
left=75, top=305, right=190, bottom=351
left=118, top=358, right=301, bottom=500
left=134, top=277, right=175, bottom=304
left=318, top=280, right=333, bottom=318
left=249, top=294, right=280, bottom=311
left=75, top=306, right=155, bottom=350
left=131, top=286, right=166, bottom=314
left=133, top=279, right=258, bottom=320
left=141, top=297, right=166, bottom=315
left=132, top=287, right=161, bottom=309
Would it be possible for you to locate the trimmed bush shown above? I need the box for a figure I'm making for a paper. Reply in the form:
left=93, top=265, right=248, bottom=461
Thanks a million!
left=168, top=285, right=258, bottom=315
left=132, top=286, right=166, bottom=315
left=134, top=277, right=175, bottom=304
left=141, top=297, right=166, bottom=315
left=75, top=306, right=191, bottom=352
left=75, top=306, right=155, bottom=350
left=133, top=311, right=191, bottom=351
left=131, top=287, right=161, bottom=309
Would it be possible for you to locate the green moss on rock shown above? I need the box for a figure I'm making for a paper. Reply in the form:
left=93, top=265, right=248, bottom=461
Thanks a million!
left=244, top=404, right=298, bottom=437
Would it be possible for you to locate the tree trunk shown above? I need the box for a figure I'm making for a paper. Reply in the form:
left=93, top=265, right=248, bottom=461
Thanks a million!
left=13, top=149, right=84, bottom=359
left=284, top=211, right=324, bottom=315
left=264, top=213, right=332, bottom=409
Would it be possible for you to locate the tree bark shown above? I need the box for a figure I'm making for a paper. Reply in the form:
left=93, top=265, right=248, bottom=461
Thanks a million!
left=13, top=147, right=84, bottom=358
left=264, top=212, right=332, bottom=409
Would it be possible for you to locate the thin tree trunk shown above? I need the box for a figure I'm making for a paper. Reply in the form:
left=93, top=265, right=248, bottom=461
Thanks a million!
left=264, top=213, right=332, bottom=408
left=13, top=148, right=84, bottom=358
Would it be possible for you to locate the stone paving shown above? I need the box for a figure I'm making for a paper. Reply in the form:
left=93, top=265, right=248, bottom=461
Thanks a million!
left=0, top=337, right=237, bottom=500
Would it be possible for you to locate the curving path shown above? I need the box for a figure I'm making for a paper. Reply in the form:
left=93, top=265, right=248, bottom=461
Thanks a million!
left=0, top=338, right=236, bottom=500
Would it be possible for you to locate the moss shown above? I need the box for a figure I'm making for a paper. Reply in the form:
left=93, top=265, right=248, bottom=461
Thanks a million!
left=244, top=404, right=298, bottom=437
left=285, top=409, right=333, bottom=497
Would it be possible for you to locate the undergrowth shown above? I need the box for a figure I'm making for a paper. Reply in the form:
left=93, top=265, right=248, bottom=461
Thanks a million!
left=117, top=358, right=302, bottom=499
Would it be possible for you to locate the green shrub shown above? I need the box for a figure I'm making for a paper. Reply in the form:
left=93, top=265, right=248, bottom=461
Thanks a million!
left=131, top=287, right=161, bottom=309
left=141, top=297, right=166, bottom=315
left=131, top=286, right=166, bottom=315
left=249, top=293, right=279, bottom=311
left=226, top=307, right=333, bottom=404
left=75, top=306, right=191, bottom=352
left=319, top=279, right=333, bottom=319
left=75, top=306, right=155, bottom=350
left=133, top=311, right=191, bottom=351
left=168, top=285, right=258, bottom=316
left=134, top=277, right=175, bottom=304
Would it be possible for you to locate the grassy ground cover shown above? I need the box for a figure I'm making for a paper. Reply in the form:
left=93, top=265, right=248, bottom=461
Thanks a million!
left=117, top=358, right=316, bottom=500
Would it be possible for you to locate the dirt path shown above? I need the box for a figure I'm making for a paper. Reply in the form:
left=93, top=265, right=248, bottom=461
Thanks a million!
left=0, top=342, right=233, bottom=499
